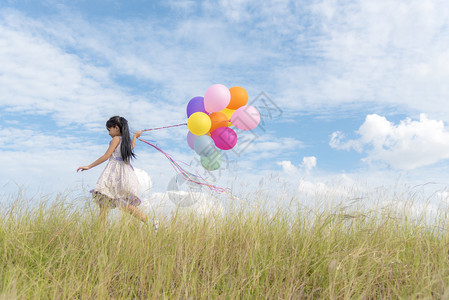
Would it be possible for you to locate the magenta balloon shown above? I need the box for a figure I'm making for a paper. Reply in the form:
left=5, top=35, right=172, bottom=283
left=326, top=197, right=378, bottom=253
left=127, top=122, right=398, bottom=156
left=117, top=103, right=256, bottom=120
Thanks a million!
left=204, top=84, right=231, bottom=113
left=186, top=96, right=205, bottom=118
left=187, top=131, right=197, bottom=150
left=230, top=105, right=260, bottom=130
left=211, top=127, right=237, bottom=150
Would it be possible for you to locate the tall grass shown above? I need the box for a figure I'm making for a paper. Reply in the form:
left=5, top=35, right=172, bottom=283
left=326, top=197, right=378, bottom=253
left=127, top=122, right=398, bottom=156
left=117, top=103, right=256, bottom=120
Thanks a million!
left=1, top=192, right=449, bottom=299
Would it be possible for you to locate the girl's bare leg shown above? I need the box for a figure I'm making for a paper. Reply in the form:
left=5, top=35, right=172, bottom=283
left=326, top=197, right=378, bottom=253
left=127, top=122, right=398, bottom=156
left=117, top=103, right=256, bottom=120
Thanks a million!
left=120, top=204, right=148, bottom=223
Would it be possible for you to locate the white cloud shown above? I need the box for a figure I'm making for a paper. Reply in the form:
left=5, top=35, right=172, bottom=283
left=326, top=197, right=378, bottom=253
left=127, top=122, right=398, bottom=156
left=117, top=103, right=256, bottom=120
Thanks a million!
left=0, top=126, right=106, bottom=194
left=0, top=127, right=172, bottom=196
left=0, top=9, right=190, bottom=132
left=236, top=134, right=305, bottom=160
left=330, top=114, right=449, bottom=170
left=140, top=191, right=224, bottom=218
left=301, top=156, right=316, bottom=171
left=277, top=160, right=297, bottom=174
left=3, top=1, right=449, bottom=124
left=381, top=200, right=438, bottom=220
left=275, top=0, right=449, bottom=121
left=298, top=178, right=353, bottom=199
left=0, top=127, right=87, bottom=150
left=437, top=191, right=449, bottom=204
left=2, top=0, right=449, bottom=201
left=0, top=13, right=118, bottom=126
left=134, top=168, right=153, bottom=198
left=293, top=171, right=449, bottom=219
left=278, top=156, right=316, bottom=174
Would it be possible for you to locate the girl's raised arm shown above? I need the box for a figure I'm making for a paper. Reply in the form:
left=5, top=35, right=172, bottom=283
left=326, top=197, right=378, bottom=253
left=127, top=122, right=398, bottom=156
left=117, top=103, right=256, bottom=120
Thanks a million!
left=77, top=136, right=121, bottom=172
left=132, top=130, right=142, bottom=150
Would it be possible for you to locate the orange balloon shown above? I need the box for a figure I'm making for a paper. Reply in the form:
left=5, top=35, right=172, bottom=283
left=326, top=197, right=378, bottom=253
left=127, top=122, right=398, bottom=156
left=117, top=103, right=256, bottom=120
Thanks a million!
left=227, top=86, right=248, bottom=110
left=209, top=112, right=229, bottom=132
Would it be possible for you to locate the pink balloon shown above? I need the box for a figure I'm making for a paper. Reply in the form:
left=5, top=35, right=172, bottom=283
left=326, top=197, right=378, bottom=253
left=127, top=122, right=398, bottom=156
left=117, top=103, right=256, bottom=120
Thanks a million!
left=211, top=127, right=237, bottom=150
left=187, top=131, right=197, bottom=150
left=204, top=84, right=231, bottom=113
left=230, top=105, right=260, bottom=130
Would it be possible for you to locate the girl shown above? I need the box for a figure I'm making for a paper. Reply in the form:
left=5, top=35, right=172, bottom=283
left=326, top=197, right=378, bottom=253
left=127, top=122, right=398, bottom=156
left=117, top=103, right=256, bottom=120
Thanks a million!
left=77, top=116, right=158, bottom=232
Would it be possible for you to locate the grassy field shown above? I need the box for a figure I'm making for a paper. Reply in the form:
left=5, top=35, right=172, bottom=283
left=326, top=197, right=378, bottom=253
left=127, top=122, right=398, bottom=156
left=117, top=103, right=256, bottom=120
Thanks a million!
left=1, top=193, right=449, bottom=299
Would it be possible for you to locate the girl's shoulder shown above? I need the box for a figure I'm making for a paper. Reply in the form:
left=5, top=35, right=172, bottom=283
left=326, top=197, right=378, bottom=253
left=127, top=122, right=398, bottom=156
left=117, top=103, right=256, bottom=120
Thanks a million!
left=110, top=136, right=121, bottom=146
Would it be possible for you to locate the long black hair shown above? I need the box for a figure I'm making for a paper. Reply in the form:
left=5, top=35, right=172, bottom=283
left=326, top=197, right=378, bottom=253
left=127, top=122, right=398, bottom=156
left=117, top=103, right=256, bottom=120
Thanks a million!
left=106, top=116, right=136, bottom=163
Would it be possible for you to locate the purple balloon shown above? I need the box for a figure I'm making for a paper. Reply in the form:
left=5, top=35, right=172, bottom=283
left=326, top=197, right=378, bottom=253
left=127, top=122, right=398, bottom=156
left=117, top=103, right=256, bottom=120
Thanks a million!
left=187, top=131, right=197, bottom=150
left=186, top=96, right=205, bottom=118
left=211, top=127, right=237, bottom=150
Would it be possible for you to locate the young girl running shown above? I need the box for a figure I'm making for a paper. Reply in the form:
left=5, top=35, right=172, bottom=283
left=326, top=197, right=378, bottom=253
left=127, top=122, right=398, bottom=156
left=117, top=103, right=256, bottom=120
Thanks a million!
left=77, top=116, right=158, bottom=231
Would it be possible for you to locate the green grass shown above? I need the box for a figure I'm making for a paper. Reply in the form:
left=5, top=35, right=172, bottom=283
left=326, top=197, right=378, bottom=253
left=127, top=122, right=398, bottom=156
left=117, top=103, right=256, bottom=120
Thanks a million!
left=1, top=193, right=449, bottom=299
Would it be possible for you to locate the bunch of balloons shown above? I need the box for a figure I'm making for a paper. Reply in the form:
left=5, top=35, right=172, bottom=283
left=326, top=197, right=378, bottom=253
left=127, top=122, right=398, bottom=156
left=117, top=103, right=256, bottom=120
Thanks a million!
left=186, top=84, right=261, bottom=171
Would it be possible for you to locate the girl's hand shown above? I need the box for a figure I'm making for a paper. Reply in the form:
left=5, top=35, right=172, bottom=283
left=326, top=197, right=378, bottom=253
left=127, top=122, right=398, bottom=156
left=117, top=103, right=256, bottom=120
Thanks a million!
left=134, top=130, right=142, bottom=139
left=77, top=166, right=91, bottom=172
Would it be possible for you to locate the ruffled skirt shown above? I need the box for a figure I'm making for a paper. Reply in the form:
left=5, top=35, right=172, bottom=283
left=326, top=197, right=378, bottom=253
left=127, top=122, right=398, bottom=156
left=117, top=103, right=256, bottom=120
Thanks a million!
left=90, top=158, right=141, bottom=209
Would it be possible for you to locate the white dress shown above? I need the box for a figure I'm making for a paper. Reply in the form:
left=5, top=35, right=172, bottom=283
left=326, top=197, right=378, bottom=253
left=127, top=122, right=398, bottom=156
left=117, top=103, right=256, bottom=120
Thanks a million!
left=90, top=137, right=141, bottom=208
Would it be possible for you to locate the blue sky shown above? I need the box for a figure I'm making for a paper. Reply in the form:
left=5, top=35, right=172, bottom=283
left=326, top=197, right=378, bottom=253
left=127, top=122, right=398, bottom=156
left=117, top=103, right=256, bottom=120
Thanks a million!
left=1, top=0, right=449, bottom=210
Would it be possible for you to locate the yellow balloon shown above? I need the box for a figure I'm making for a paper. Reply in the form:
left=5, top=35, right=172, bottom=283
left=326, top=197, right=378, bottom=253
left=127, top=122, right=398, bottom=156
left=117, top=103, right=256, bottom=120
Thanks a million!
left=220, top=108, right=235, bottom=127
left=187, top=112, right=212, bottom=135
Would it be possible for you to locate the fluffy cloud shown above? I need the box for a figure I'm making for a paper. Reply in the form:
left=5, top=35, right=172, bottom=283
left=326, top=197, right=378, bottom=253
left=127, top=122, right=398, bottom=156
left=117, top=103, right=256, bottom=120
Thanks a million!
left=277, top=156, right=317, bottom=174
left=330, top=114, right=449, bottom=170
left=301, top=156, right=317, bottom=172
left=437, top=191, right=449, bottom=204
left=298, top=178, right=352, bottom=199
left=276, top=0, right=449, bottom=120
left=0, top=13, right=112, bottom=125
left=134, top=168, right=153, bottom=198
left=277, top=160, right=297, bottom=174
left=140, top=191, right=225, bottom=218
left=2, top=0, right=449, bottom=199
left=0, top=9, right=194, bottom=132
left=238, top=134, right=305, bottom=160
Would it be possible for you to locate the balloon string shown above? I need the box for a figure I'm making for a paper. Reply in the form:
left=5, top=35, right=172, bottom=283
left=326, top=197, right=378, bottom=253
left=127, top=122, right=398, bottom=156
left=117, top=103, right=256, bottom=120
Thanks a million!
left=142, top=123, right=187, bottom=132
left=137, top=138, right=231, bottom=194
left=142, top=119, right=232, bottom=133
